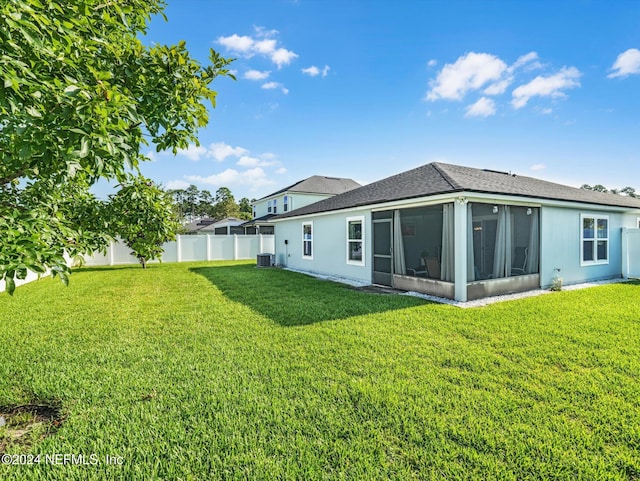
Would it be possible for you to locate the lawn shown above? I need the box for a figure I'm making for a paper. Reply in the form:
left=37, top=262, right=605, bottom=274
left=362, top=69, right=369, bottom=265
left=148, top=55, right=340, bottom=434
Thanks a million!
left=1, top=261, right=639, bottom=480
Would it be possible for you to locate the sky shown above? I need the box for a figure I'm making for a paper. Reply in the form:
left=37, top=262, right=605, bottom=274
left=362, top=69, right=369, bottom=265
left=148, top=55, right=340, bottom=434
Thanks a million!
left=124, top=0, right=640, bottom=201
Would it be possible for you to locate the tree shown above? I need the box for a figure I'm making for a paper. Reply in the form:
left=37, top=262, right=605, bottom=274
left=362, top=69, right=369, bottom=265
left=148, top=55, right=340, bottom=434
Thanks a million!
left=0, top=0, right=234, bottom=293
left=238, top=197, right=253, bottom=220
left=212, top=187, right=239, bottom=219
left=581, top=184, right=637, bottom=197
left=108, top=177, right=180, bottom=269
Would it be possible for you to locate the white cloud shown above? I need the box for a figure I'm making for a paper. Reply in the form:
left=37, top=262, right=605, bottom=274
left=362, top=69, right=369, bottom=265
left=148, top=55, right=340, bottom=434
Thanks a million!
left=177, top=144, right=207, bottom=161
left=275, top=167, right=287, bottom=174
left=186, top=168, right=275, bottom=189
left=302, top=66, right=320, bottom=76
left=540, top=107, right=553, bottom=115
left=271, top=48, right=298, bottom=68
left=174, top=142, right=249, bottom=162
left=217, top=29, right=298, bottom=68
left=608, top=48, right=640, bottom=78
left=464, top=97, right=496, bottom=118
left=166, top=180, right=190, bottom=190
left=236, top=156, right=263, bottom=167
left=217, top=34, right=254, bottom=53
left=236, top=155, right=280, bottom=167
left=262, top=82, right=288, bottom=94
left=244, top=69, right=270, bottom=81
left=303, top=65, right=331, bottom=77
left=511, top=66, right=581, bottom=109
left=510, top=52, right=541, bottom=72
left=426, top=52, right=508, bottom=101
left=530, top=163, right=546, bottom=171
left=254, top=38, right=277, bottom=54
left=427, top=59, right=438, bottom=67
left=208, top=142, right=249, bottom=162
left=483, top=78, right=512, bottom=96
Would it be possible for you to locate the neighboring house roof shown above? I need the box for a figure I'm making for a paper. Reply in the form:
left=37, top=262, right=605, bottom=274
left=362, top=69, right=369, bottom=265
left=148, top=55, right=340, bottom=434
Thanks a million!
left=241, top=214, right=277, bottom=227
left=199, top=217, right=245, bottom=231
left=274, top=162, right=640, bottom=219
left=184, top=217, right=216, bottom=233
left=256, top=175, right=361, bottom=201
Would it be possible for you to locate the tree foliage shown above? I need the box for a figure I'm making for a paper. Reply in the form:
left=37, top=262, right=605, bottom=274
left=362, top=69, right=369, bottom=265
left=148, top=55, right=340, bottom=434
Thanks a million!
left=168, top=185, right=253, bottom=221
left=109, top=177, right=180, bottom=268
left=0, top=0, right=234, bottom=293
left=580, top=184, right=637, bottom=197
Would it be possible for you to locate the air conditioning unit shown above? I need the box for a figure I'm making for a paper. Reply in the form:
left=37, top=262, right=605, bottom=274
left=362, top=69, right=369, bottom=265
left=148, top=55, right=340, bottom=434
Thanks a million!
left=256, top=253, right=275, bottom=267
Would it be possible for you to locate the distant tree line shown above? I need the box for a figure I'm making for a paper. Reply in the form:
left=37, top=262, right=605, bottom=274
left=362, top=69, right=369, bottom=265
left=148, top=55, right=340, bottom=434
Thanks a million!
left=168, top=185, right=253, bottom=222
left=580, top=184, right=637, bottom=197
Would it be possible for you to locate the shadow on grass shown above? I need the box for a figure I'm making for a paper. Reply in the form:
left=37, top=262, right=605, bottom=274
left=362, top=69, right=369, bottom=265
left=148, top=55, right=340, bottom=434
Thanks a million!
left=191, top=265, right=429, bottom=326
left=73, top=265, right=144, bottom=273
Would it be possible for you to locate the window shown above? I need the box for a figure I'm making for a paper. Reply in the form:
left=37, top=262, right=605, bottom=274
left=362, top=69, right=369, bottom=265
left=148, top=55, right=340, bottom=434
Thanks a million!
left=284, top=195, right=289, bottom=212
left=267, top=200, right=272, bottom=213
left=581, top=215, right=608, bottom=265
left=302, top=222, right=313, bottom=259
left=252, top=206, right=256, bottom=218
left=347, top=216, right=364, bottom=265
left=273, top=198, right=277, bottom=214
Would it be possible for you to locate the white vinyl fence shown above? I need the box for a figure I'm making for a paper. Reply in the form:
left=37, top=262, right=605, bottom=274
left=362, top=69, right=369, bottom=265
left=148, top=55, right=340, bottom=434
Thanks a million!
left=622, top=228, right=640, bottom=278
left=83, top=234, right=275, bottom=266
left=1, top=235, right=275, bottom=293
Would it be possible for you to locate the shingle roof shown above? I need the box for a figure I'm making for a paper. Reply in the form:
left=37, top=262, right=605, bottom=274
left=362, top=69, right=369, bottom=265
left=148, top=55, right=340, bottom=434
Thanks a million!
left=274, top=162, right=640, bottom=219
left=257, top=175, right=361, bottom=200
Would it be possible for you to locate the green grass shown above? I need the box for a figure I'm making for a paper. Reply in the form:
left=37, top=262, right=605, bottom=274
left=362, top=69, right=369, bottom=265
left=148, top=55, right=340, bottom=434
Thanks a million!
left=1, top=261, right=639, bottom=480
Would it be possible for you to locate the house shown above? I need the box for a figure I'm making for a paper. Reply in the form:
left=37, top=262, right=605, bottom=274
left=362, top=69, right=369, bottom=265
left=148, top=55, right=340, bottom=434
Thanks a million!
left=184, top=217, right=248, bottom=235
left=243, top=175, right=361, bottom=234
left=271, top=162, right=640, bottom=302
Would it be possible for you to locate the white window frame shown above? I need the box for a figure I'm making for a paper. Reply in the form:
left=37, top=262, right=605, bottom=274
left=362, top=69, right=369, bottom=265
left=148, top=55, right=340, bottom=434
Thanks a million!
left=580, top=214, right=609, bottom=266
left=267, top=200, right=272, bottom=213
left=302, top=222, right=313, bottom=260
left=273, top=198, right=277, bottom=214
left=284, top=195, right=289, bottom=212
left=346, top=216, right=365, bottom=266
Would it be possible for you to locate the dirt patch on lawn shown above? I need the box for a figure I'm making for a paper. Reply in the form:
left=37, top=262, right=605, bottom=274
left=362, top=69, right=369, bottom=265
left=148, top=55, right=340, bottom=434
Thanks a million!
left=0, top=404, right=64, bottom=453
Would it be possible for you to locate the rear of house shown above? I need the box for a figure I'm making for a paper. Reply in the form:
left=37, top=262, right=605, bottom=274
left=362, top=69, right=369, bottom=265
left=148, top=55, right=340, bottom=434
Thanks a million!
left=272, top=163, right=640, bottom=301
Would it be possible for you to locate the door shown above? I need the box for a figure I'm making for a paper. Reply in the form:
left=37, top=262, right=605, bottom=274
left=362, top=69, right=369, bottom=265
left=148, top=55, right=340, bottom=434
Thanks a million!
left=373, top=218, right=392, bottom=286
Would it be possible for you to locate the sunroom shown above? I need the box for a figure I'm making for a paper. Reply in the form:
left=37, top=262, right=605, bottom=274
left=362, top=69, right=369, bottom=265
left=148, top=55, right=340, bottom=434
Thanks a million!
left=373, top=201, right=540, bottom=301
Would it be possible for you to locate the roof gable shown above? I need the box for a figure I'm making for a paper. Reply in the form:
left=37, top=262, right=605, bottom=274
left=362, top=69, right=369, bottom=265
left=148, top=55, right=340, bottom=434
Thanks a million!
left=256, top=175, right=361, bottom=201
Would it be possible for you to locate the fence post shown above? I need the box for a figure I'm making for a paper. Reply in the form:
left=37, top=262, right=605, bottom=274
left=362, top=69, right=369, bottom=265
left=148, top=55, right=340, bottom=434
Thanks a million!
left=233, top=234, right=238, bottom=260
left=109, top=240, right=115, bottom=266
left=622, top=228, right=629, bottom=279
left=176, top=235, right=182, bottom=263
left=206, top=234, right=211, bottom=261
left=259, top=233, right=264, bottom=254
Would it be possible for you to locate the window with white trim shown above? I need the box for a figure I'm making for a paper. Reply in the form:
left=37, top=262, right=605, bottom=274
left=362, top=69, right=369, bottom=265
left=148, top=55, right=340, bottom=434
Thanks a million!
left=273, top=198, right=277, bottom=214
left=302, top=222, right=313, bottom=259
left=581, top=214, right=608, bottom=265
left=267, top=200, right=272, bottom=213
left=346, top=216, right=364, bottom=265
left=284, top=195, right=289, bottom=212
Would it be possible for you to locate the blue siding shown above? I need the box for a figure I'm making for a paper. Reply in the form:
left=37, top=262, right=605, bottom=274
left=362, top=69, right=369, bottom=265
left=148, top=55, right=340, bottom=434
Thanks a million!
left=274, top=211, right=372, bottom=284
left=540, top=206, right=632, bottom=287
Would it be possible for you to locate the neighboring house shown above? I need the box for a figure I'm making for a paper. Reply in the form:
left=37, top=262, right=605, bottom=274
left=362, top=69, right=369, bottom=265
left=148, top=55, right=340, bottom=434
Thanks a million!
left=184, top=217, right=216, bottom=234
left=243, top=175, right=361, bottom=234
left=271, top=162, right=640, bottom=302
left=184, top=217, right=248, bottom=235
